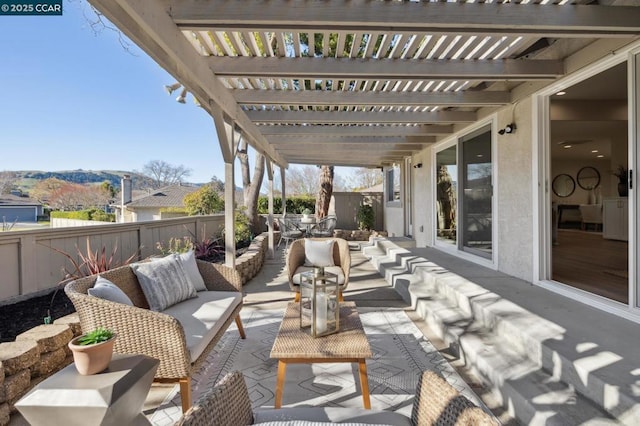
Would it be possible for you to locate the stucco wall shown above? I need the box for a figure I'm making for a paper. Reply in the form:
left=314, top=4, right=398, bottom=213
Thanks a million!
left=411, top=149, right=432, bottom=247
left=495, top=99, right=534, bottom=281
left=383, top=165, right=405, bottom=237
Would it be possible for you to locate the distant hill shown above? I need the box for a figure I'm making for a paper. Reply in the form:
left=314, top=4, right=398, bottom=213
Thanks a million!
left=14, top=170, right=154, bottom=192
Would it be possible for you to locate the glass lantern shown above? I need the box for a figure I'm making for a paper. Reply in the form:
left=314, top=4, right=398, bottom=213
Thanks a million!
left=299, top=269, right=340, bottom=337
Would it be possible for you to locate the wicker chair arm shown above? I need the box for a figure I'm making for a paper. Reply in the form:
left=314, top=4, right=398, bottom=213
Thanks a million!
left=177, top=371, right=254, bottom=426
left=286, top=239, right=306, bottom=286
left=196, top=260, right=243, bottom=292
left=411, top=371, right=498, bottom=426
left=65, top=287, right=192, bottom=378
left=335, top=238, right=351, bottom=288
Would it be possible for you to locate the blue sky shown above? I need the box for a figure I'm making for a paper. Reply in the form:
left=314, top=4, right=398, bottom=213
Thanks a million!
left=0, top=1, right=352, bottom=185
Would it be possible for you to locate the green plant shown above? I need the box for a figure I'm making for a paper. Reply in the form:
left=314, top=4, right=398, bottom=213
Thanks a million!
left=156, top=237, right=194, bottom=255
left=302, top=208, right=312, bottom=215
left=356, top=204, right=375, bottom=231
left=183, top=185, right=224, bottom=215
left=77, top=327, right=114, bottom=346
left=220, top=208, right=253, bottom=247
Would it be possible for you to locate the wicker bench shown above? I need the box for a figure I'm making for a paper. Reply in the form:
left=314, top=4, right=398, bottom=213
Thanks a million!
left=65, top=259, right=245, bottom=413
left=176, top=370, right=499, bottom=425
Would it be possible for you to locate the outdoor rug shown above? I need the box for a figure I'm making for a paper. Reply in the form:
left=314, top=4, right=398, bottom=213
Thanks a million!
left=150, top=307, right=483, bottom=425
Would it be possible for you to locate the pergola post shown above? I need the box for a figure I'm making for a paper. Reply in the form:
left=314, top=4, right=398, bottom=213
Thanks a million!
left=212, top=105, right=238, bottom=268
left=266, top=161, right=275, bottom=259
left=280, top=166, right=287, bottom=217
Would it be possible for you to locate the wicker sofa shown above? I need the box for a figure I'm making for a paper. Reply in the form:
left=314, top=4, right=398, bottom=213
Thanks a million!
left=176, top=370, right=499, bottom=425
left=65, top=259, right=245, bottom=413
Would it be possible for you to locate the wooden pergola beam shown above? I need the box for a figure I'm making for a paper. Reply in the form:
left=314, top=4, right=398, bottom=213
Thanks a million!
left=214, top=57, right=563, bottom=81
left=258, top=124, right=454, bottom=136
left=268, top=136, right=434, bottom=146
left=233, top=88, right=511, bottom=107
left=171, top=1, right=640, bottom=37
left=246, top=110, right=477, bottom=124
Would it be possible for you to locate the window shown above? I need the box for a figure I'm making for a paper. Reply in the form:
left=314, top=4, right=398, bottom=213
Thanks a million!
left=386, top=164, right=401, bottom=203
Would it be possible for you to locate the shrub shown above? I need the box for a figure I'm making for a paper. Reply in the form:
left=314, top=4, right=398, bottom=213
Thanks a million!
left=89, top=209, right=115, bottom=222
left=257, top=196, right=315, bottom=214
left=356, top=204, right=375, bottom=231
left=156, top=237, right=194, bottom=255
left=50, top=209, right=115, bottom=222
left=220, top=208, right=253, bottom=248
left=184, top=185, right=224, bottom=215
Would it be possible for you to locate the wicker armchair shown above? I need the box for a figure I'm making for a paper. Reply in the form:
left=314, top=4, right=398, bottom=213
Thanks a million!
left=277, top=217, right=304, bottom=248
left=65, top=259, right=245, bottom=413
left=286, top=237, right=351, bottom=302
left=177, top=370, right=499, bottom=425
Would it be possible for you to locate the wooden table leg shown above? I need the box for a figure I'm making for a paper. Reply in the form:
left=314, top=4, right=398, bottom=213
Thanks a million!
left=274, top=360, right=287, bottom=408
left=358, top=359, right=371, bottom=409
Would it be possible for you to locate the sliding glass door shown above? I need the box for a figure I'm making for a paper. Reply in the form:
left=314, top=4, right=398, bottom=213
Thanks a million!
left=460, top=126, right=493, bottom=258
left=435, top=124, right=494, bottom=260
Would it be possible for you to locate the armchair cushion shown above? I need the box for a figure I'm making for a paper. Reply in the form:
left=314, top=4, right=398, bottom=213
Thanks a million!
left=131, top=255, right=197, bottom=311
left=304, top=239, right=336, bottom=267
left=163, top=291, right=243, bottom=362
left=87, top=276, right=134, bottom=306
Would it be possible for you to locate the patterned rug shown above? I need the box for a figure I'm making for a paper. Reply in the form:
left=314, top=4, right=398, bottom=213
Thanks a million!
left=150, top=307, right=482, bottom=425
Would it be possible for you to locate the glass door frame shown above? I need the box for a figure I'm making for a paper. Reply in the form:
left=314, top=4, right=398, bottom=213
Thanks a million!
left=431, top=118, right=497, bottom=267
left=534, top=47, right=640, bottom=322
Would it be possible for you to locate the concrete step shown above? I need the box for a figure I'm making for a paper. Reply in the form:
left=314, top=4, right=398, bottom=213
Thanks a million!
left=364, top=238, right=639, bottom=425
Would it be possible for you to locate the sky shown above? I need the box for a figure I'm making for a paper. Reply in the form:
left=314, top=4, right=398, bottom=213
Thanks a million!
left=0, top=1, right=356, bottom=185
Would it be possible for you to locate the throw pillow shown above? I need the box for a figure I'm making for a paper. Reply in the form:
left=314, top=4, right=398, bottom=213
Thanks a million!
left=87, top=275, right=134, bottom=306
left=131, top=255, right=196, bottom=311
left=178, top=250, right=207, bottom=292
left=304, top=239, right=336, bottom=267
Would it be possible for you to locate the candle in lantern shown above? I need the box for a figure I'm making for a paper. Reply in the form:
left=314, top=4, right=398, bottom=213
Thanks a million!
left=315, top=292, right=328, bottom=334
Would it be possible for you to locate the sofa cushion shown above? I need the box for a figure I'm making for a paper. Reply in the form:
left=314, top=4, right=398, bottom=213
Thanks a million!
left=253, top=407, right=411, bottom=426
left=304, top=239, right=335, bottom=267
left=131, top=255, right=196, bottom=311
left=162, top=291, right=242, bottom=362
left=292, top=266, right=345, bottom=286
left=87, top=275, right=134, bottom=306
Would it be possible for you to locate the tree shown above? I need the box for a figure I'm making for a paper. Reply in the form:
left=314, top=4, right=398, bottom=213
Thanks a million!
left=0, top=171, right=17, bottom=195
left=349, top=168, right=383, bottom=191
left=140, top=160, right=192, bottom=189
left=287, top=166, right=319, bottom=196
left=183, top=185, right=224, bottom=215
left=31, top=177, right=65, bottom=203
left=315, top=165, right=334, bottom=219
left=48, top=182, right=111, bottom=211
left=101, top=181, right=117, bottom=199
left=209, top=175, right=224, bottom=193
left=238, top=139, right=265, bottom=235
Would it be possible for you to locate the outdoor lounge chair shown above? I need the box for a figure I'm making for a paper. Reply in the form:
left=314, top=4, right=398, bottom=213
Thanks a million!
left=277, top=217, right=304, bottom=248
left=309, top=215, right=337, bottom=237
left=286, top=237, right=351, bottom=302
left=176, top=370, right=499, bottom=425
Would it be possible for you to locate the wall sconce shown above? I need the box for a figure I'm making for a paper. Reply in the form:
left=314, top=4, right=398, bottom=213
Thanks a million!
left=498, top=123, right=516, bottom=135
left=413, top=163, right=423, bottom=169
left=176, top=88, right=188, bottom=104
left=164, top=82, right=182, bottom=95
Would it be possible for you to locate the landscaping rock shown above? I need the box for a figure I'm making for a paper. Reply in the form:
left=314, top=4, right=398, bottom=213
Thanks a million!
left=0, top=402, right=9, bottom=426
left=2, top=370, right=29, bottom=403
left=30, top=347, right=66, bottom=379
left=16, top=324, right=72, bottom=354
left=0, top=341, right=39, bottom=376
left=53, top=313, right=81, bottom=337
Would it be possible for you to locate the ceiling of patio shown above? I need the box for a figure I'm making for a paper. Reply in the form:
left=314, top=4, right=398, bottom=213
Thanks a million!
left=92, top=0, right=640, bottom=169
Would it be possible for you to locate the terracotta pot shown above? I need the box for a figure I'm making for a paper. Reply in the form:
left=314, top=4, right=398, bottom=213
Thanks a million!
left=68, top=333, right=117, bottom=375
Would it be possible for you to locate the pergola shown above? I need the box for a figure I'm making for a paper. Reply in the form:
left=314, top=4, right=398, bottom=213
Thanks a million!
left=89, top=0, right=640, bottom=263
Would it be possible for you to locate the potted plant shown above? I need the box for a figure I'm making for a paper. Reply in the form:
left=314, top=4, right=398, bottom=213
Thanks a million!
left=301, top=208, right=313, bottom=220
left=68, top=327, right=117, bottom=375
left=613, top=165, right=628, bottom=197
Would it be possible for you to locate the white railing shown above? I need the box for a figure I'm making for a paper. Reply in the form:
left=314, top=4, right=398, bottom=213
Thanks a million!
left=0, top=215, right=225, bottom=302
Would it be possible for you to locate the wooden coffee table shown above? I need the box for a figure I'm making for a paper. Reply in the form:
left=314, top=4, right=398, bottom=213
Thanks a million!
left=270, top=301, right=373, bottom=409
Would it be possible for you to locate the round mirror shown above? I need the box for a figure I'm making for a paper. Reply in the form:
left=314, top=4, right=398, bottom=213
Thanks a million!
left=552, top=174, right=576, bottom=197
left=576, top=166, right=600, bottom=190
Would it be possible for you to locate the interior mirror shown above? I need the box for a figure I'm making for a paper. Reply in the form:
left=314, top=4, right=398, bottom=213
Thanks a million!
left=552, top=174, right=576, bottom=197
left=576, top=166, right=600, bottom=190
